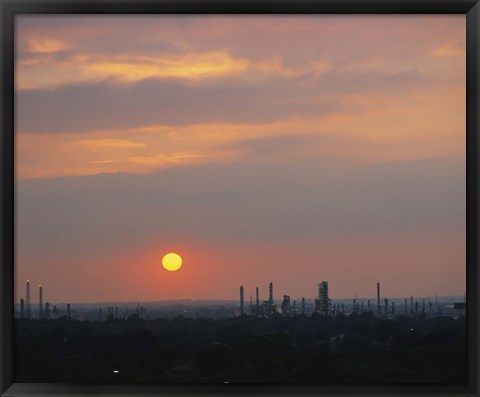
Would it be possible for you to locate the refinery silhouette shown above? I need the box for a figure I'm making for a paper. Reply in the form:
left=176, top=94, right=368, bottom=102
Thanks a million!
left=17, top=279, right=466, bottom=321
left=239, top=281, right=466, bottom=319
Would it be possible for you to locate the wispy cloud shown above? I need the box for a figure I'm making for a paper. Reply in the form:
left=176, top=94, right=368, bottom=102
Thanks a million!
left=128, top=152, right=206, bottom=166
left=432, top=41, right=465, bottom=58
left=26, top=37, right=70, bottom=54
left=77, top=139, right=146, bottom=151
left=87, top=159, right=115, bottom=165
left=17, top=49, right=332, bottom=88
left=83, top=51, right=250, bottom=82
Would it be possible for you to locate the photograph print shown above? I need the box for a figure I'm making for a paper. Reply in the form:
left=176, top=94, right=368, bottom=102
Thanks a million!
left=14, top=15, right=467, bottom=384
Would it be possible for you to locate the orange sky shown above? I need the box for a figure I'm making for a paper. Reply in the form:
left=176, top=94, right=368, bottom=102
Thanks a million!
left=15, top=15, right=466, bottom=303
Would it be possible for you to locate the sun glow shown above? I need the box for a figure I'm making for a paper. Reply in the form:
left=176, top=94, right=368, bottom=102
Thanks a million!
left=162, top=252, right=183, bottom=272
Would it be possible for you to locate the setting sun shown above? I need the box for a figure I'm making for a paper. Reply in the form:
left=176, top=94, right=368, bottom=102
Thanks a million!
left=162, top=252, right=183, bottom=272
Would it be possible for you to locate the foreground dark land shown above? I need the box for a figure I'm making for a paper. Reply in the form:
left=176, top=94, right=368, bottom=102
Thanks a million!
left=15, top=313, right=466, bottom=383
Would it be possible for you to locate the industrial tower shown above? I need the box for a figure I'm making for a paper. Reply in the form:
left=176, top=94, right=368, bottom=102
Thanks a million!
left=20, top=298, right=25, bottom=318
left=318, top=281, right=330, bottom=315
left=26, top=280, right=31, bottom=319
left=240, top=286, right=244, bottom=315
left=39, top=285, right=43, bottom=318
left=376, top=282, right=381, bottom=318
left=281, top=295, right=291, bottom=315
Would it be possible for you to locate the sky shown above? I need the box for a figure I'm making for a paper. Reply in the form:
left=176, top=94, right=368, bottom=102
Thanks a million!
left=14, top=15, right=466, bottom=304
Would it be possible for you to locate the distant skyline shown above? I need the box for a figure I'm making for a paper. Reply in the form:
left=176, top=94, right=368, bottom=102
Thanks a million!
left=15, top=15, right=466, bottom=303
left=14, top=291, right=466, bottom=307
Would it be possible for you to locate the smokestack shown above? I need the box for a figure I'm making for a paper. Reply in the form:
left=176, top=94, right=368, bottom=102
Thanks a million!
left=377, top=282, right=381, bottom=318
left=422, top=298, right=426, bottom=314
left=20, top=298, right=25, bottom=318
left=67, top=303, right=71, bottom=319
left=256, top=287, right=259, bottom=316
left=410, top=296, right=414, bottom=315
left=26, top=280, right=31, bottom=319
left=39, top=285, right=43, bottom=318
left=240, top=286, right=244, bottom=315
left=301, top=297, right=305, bottom=315
left=367, top=299, right=371, bottom=312
left=392, top=301, right=395, bottom=317
left=405, top=298, right=408, bottom=315
left=269, top=282, right=273, bottom=303
left=384, top=298, right=388, bottom=318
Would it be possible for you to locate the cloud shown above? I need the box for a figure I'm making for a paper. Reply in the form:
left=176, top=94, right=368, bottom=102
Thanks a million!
left=223, top=133, right=340, bottom=162
left=76, top=139, right=146, bottom=151
left=432, top=41, right=466, bottom=58
left=16, top=66, right=427, bottom=134
left=17, top=49, right=332, bottom=89
left=26, top=37, right=70, bottom=54
left=16, top=15, right=465, bottom=91
left=128, top=152, right=206, bottom=167
left=83, top=51, right=250, bottom=82
left=87, top=160, right=115, bottom=165
left=15, top=76, right=465, bottom=180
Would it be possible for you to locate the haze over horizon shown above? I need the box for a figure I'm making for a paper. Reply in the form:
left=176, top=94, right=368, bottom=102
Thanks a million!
left=15, top=15, right=466, bottom=303
left=13, top=293, right=467, bottom=308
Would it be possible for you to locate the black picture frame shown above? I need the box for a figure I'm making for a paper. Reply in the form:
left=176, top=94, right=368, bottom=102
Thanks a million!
left=1, top=1, right=479, bottom=396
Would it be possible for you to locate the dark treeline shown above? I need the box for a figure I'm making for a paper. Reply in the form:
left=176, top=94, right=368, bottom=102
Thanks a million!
left=15, top=313, right=466, bottom=384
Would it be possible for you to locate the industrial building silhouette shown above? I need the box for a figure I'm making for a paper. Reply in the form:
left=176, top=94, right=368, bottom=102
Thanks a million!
left=238, top=280, right=466, bottom=319
left=17, top=279, right=466, bottom=320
